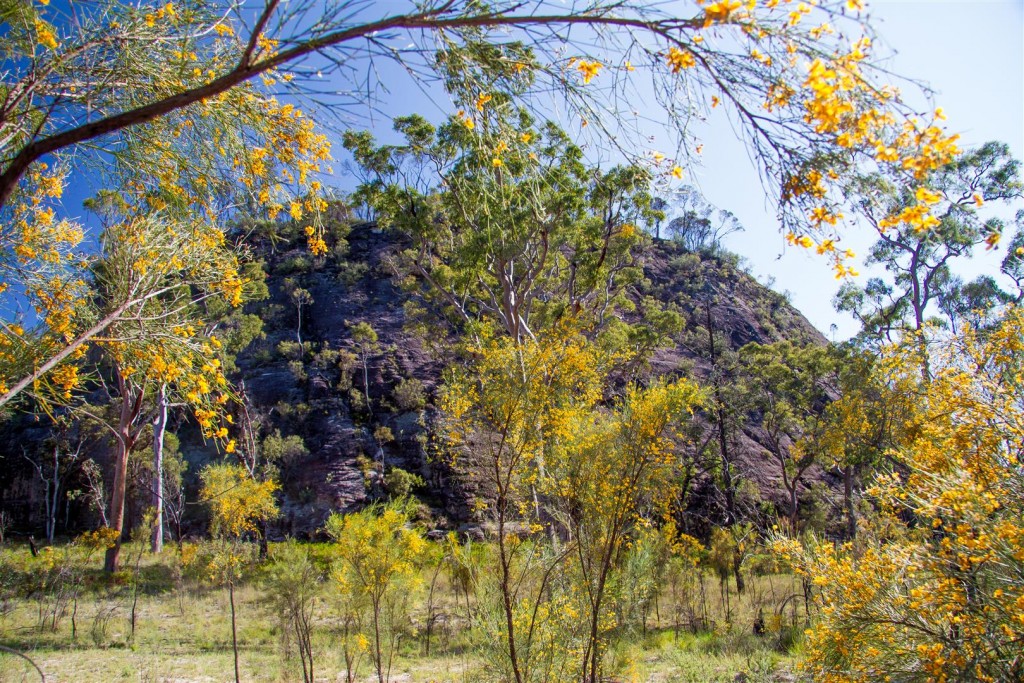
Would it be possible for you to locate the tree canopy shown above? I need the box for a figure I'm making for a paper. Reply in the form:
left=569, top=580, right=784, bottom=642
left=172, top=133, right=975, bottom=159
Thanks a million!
left=1, top=0, right=978, bottom=409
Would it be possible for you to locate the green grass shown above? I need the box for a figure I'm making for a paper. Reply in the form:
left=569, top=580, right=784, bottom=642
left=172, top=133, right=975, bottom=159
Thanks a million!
left=0, top=542, right=805, bottom=682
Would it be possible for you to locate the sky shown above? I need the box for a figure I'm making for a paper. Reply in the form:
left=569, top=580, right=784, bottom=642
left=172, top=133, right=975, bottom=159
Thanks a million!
left=698, top=0, right=1024, bottom=339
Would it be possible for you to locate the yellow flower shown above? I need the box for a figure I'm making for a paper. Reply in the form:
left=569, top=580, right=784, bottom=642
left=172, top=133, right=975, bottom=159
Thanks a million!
left=455, top=110, right=475, bottom=130
left=704, top=0, right=741, bottom=26
left=667, top=47, right=695, bottom=73
left=671, top=166, right=684, bottom=179
left=520, top=132, right=532, bottom=144
left=34, top=19, right=58, bottom=49
left=475, top=92, right=492, bottom=111
left=492, top=157, right=502, bottom=167
left=576, top=60, right=603, bottom=84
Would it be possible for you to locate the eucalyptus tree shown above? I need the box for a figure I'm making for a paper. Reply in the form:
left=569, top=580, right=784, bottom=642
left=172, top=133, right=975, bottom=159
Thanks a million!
left=835, top=141, right=1023, bottom=344
left=345, top=109, right=655, bottom=342
left=739, top=340, right=838, bottom=534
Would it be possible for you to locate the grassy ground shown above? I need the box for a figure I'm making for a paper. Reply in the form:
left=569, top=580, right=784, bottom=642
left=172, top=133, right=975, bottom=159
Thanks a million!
left=0, top=542, right=805, bottom=683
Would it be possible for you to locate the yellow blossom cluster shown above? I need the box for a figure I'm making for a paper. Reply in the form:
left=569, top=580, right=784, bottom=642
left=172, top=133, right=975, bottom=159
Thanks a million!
left=666, top=47, right=696, bottom=72
left=34, top=18, right=59, bottom=49
left=702, top=0, right=746, bottom=28
left=575, top=59, right=603, bottom=84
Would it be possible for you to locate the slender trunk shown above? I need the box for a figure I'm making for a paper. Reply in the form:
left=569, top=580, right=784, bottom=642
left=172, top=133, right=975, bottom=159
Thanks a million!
left=151, top=385, right=168, bottom=553
left=707, top=306, right=738, bottom=527
left=130, top=551, right=142, bottom=642
left=372, top=596, right=384, bottom=683
left=585, top=563, right=612, bottom=683
left=363, top=357, right=370, bottom=412
left=732, top=552, right=745, bottom=596
left=104, top=437, right=130, bottom=573
left=230, top=580, right=240, bottom=683
left=105, top=373, right=144, bottom=573
left=497, top=496, right=524, bottom=683
left=789, top=484, right=799, bottom=536
left=424, top=562, right=443, bottom=656
left=47, top=447, right=59, bottom=543
left=257, top=519, right=269, bottom=560
left=844, top=464, right=856, bottom=540
left=44, top=480, right=55, bottom=543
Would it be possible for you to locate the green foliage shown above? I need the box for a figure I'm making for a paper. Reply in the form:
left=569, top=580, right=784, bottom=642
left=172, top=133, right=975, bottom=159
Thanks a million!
left=262, top=542, right=322, bottom=683
left=276, top=254, right=315, bottom=275
left=656, top=186, right=744, bottom=252
left=261, top=432, right=309, bottom=470
left=276, top=340, right=308, bottom=361
left=837, top=140, right=1023, bottom=342
left=344, top=104, right=654, bottom=344
left=382, top=467, right=425, bottom=500
left=392, top=377, right=427, bottom=411
left=739, top=341, right=838, bottom=530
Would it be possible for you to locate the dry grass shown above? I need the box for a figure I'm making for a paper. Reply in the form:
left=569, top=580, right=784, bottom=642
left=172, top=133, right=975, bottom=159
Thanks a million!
left=0, top=542, right=802, bottom=683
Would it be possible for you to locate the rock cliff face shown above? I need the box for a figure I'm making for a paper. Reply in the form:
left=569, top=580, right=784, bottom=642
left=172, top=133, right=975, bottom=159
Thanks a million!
left=225, top=223, right=828, bottom=537
left=0, top=220, right=832, bottom=538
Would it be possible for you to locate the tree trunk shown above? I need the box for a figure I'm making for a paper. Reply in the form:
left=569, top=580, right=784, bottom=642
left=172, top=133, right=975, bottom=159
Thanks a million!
left=732, top=552, right=745, bottom=595
left=47, top=447, right=59, bottom=542
left=497, top=493, right=524, bottom=683
left=372, top=596, right=384, bottom=683
left=104, top=374, right=144, bottom=573
left=104, top=437, right=130, bottom=573
left=844, top=464, right=856, bottom=540
left=230, top=580, right=241, bottom=683
left=789, top=484, right=799, bottom=536
left=151, top=385, right=168, bottom=553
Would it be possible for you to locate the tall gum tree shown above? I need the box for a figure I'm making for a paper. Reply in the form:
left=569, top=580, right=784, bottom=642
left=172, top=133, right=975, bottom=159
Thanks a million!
left=835, top=141, right=1023, bottom=345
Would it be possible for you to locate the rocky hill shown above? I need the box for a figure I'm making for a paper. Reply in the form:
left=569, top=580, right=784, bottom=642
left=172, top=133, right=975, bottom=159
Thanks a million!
left=1, top=219, right=832, bottom=540
left=218, top=220, right=827, bottom=536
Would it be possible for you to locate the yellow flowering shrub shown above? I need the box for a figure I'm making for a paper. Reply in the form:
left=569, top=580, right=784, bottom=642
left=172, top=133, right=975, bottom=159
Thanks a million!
left=326, top=501, right=427, bottom=683
left=779, top=307, right=1024, bottom=682
left=200, top=463, right=279, bottom=539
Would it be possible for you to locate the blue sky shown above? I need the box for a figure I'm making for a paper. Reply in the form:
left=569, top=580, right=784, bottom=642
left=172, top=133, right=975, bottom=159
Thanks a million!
left=701, top=0, right=1024, bottom=339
